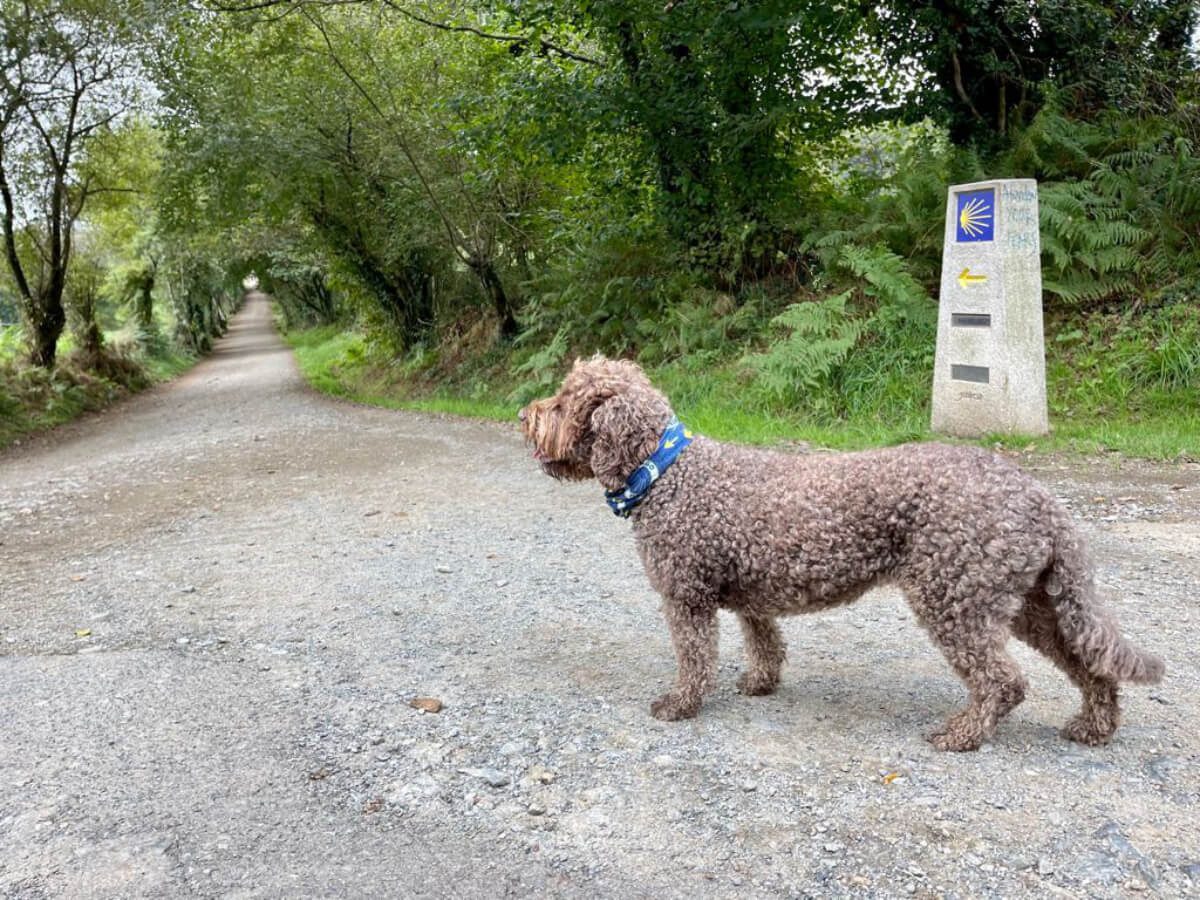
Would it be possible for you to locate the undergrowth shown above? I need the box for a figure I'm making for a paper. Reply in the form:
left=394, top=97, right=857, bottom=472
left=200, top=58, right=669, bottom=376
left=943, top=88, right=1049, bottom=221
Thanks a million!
left=0, top=324, right=195, bottom=450
left=281, top=292, right=1198, bottom=460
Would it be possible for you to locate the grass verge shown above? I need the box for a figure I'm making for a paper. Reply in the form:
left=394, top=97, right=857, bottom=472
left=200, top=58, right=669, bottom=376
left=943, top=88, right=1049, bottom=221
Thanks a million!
left=282, top=313, right=1197, bottom=462
left=0, top=327, right=195, bottom=451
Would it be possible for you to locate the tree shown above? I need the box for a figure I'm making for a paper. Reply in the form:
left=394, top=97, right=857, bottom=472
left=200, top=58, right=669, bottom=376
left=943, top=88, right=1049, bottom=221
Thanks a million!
left=0, top=0, right=146, bottom=367
left=877, top=1, right=1200, bottom=149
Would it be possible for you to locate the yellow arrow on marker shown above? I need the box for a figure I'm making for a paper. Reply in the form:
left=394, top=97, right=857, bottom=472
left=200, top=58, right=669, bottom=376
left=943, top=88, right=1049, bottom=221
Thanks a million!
left=957, top=267, right=987, bottom=289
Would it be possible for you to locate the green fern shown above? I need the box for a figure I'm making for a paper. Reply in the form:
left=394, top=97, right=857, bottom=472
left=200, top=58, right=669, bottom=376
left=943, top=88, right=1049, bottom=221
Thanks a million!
left=744, top=291, right=866, bottom=400
left=1018, top=105, right=1200, bottom=306
left=836, top=244, right=936, bottom=326
left=508, top=327, right=568, bottom=403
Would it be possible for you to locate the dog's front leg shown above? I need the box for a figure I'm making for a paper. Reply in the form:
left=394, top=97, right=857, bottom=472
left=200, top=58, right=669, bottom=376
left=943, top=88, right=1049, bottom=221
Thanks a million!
left=651, top=598, right=718, bottom=721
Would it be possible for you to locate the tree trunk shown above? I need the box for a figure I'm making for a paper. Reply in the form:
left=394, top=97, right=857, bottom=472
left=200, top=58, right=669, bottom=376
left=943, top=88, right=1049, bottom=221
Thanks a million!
left=77, top=317, right=103, bottom=367
left=73, top=294, right=103, bottom=367
left=136, top=276, right=154, bottom=329
left=472, top=259, right=518, bottom=339
left=27, top=299, right=66, bottom=368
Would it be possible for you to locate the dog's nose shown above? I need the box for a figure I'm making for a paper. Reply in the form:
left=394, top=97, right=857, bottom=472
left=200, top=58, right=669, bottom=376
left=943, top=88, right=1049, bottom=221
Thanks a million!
left=518, top=408, right=527, bottom=422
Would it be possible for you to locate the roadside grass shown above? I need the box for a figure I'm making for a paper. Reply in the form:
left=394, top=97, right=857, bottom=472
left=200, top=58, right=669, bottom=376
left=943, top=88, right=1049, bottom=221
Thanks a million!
left=282, top=310, right=1197, bottom=461
left=0, top=322, right=196, bottom=451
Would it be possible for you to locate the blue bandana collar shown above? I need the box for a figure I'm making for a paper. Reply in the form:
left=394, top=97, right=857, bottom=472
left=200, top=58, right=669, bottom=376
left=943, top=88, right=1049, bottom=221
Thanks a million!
left=604, top=417, right=693, bottom=518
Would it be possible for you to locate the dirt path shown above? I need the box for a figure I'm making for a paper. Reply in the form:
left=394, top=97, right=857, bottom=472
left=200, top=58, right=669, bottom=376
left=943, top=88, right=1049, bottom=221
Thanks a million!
left=2, top=293, right=1198, bottom=898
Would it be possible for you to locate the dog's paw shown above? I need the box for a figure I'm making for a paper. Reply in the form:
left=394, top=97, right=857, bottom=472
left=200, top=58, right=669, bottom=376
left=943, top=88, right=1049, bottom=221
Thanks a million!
left=650, top=693, right=698, bottom=721
left=736, top=671, right=778, bottom=696
left=926, top=718, right=985, bottom=752
left=927, top=729, right=983, bottom=752
left=1061, top=714, right=1114, bottom=746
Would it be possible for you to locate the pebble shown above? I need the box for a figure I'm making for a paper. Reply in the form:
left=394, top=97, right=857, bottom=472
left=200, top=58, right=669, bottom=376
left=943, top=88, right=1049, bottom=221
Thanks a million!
left=527, top=804, right=546, bottom=816
left=435, top=565, right=453, bottom=574
left=1037, top=858, right=1055, bottom=876
left=460, top=767, right=509, bottom=788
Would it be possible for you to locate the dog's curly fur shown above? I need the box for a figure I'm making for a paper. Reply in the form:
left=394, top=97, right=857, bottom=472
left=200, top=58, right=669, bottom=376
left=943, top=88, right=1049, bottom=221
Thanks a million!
left=520, top=356, right=1165, bottom=751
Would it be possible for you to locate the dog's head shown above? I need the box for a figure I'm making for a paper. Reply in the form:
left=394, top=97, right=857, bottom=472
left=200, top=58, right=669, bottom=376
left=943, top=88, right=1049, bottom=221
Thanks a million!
left=518, top=355, right=673, bottom=490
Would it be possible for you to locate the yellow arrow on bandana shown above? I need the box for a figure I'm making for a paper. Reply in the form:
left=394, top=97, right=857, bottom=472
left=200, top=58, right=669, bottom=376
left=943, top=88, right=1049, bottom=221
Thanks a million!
left=957, top=268, right=987, bottom=289
left=663, top=438, right=677, bottom=449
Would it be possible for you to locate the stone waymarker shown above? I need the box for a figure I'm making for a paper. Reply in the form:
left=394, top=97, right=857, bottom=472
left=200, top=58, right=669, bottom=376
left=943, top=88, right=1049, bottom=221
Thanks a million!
left=931, top=178, right=1048, bottom=437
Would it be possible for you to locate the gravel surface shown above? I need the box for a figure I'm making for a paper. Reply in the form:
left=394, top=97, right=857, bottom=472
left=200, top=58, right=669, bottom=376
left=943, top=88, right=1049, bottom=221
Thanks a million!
left=2, top=293, right=1198, bottom=899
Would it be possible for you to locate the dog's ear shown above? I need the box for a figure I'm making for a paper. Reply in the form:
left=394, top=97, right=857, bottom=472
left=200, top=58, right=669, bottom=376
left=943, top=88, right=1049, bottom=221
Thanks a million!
left=588, top=390, right=667, bottom=490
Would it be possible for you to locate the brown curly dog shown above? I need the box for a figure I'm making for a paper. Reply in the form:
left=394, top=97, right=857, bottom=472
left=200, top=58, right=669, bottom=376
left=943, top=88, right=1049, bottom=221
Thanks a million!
left=519, top=355, right=1164, bottom=751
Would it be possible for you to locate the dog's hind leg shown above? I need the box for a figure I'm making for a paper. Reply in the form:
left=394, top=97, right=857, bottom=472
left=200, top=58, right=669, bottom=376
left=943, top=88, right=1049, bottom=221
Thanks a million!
left=735, top=612, right=786, bottom=696
left=651, top=599, right=718, bottom=721
left=1013, top=592, right=1121, bottom=746
left=926, top=631, right=1028, bottom=751
left=905, top=584, right=1028, bottom=751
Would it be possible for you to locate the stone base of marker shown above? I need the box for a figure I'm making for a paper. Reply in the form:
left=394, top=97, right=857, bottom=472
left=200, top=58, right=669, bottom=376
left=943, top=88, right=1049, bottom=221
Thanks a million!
left=931, top=178, right=1048, bottom=437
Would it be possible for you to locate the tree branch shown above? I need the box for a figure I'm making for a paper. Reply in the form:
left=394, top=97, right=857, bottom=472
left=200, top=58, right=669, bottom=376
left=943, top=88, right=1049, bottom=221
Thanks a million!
left=378, top=0, right=600, bottom=65
left=0, top=153, right=34, bottom=303
left=207, top=0, right=600, bottom=65
left=950, top=51, right=984, bottom=122
left=300, top=5, right=472, bottom=264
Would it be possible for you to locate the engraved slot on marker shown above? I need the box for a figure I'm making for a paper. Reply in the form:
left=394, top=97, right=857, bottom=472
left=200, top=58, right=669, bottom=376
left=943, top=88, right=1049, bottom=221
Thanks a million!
left=952, top=313, right=992, bottom=328
left=951, top=364, right=990, bottom=384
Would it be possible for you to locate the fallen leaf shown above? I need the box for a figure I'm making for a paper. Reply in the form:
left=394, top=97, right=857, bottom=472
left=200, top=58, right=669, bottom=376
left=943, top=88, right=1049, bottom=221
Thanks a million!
left=70, top=575, right=87, bottom=582
left=74, top=629, right=92, bottom=637
left=882, top=772, right=901, bottom=784
left=410, top=697, right=443, bottom=713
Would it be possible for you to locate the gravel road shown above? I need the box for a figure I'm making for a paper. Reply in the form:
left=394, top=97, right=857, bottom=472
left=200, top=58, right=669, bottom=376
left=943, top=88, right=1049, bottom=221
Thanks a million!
left=2, top=293, right=1198, bottom=899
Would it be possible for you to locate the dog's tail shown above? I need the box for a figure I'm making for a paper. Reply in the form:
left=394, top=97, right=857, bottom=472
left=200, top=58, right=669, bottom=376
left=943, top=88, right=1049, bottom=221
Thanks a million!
left=1043, top=509, right=1165, bottom=685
